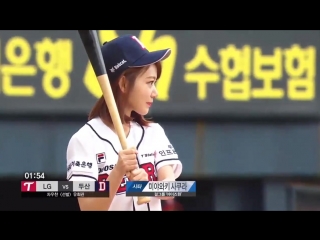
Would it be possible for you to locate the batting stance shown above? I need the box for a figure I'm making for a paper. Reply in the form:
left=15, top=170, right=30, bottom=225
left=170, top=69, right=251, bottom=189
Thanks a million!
left=66, top=35, right=182, bottom=211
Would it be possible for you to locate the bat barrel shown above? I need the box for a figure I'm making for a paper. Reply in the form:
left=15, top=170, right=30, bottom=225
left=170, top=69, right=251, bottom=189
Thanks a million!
left=78, top=30, right=106, bottom=76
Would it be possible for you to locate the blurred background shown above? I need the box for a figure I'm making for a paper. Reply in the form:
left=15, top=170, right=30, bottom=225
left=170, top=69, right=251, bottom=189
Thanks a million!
left=0, top=30, right=320, bottom=211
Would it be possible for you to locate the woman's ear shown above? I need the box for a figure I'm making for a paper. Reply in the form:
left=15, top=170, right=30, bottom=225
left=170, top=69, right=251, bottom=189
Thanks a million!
left=118, top=76, right=127, bottom=93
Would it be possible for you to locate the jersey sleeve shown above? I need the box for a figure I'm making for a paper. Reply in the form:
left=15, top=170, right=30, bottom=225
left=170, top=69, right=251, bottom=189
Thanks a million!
left=66, top=131, right=98, bottom=182
left=154, top=124, right=182, bottom=179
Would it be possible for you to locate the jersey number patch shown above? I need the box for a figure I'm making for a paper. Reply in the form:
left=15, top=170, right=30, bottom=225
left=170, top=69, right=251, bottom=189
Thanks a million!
left=98, top=162, right=157, bottom=194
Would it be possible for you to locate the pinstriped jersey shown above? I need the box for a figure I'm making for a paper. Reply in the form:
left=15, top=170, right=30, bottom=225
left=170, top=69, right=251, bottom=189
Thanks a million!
left=66, top=117, right=182, bottom=211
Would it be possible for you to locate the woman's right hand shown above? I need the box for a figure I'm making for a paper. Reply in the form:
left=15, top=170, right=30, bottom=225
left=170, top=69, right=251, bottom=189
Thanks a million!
left=115, top=147, right=139, bottom=175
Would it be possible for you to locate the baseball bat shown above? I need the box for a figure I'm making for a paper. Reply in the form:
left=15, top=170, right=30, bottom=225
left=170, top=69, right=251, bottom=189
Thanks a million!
left=78, top=30, right=150, bottom=205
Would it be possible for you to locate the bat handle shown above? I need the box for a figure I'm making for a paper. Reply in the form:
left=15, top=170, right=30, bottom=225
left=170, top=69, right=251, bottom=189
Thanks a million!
left=114, top=121, right=151, bottom=205
left=126, top=171, right=151, bottom=205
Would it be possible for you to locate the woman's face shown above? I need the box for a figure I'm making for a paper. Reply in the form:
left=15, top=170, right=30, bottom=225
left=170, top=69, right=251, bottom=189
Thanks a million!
left=127, top=64, right=158, bottom=116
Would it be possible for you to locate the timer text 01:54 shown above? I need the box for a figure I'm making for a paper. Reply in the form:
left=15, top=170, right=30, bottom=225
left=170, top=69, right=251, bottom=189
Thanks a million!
left=24, top=172, right=45, bottom=180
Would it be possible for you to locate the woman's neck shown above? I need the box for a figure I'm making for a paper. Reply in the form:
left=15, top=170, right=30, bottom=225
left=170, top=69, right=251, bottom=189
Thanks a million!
left=102, top=118, right=131, bottom=137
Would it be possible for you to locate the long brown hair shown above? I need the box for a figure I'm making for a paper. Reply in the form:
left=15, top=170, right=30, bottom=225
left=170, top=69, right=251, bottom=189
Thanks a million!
left=88, top=62, right=162, bottom=127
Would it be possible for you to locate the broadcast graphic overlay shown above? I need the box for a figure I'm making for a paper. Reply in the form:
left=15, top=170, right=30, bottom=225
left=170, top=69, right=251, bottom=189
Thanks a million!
left=21, top=180, right=110, bottom=198
left=126, top=181, right=196, bottom=197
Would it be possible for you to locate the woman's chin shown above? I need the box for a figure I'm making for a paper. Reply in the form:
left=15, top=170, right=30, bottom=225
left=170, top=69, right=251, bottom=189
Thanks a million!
left=136, top=108, right=149, bottom=116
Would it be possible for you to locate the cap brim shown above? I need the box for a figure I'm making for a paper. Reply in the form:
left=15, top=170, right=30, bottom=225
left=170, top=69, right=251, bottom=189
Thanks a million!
left=129, top=49, right=171, bottom=67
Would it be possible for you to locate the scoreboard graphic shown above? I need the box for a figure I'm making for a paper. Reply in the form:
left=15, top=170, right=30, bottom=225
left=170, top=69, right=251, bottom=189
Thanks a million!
left=21, top=181, right=110, bottom=198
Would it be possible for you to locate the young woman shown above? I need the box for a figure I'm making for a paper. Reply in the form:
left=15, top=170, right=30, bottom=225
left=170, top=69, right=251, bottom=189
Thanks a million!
left=66, top=34, right=182, bottom=211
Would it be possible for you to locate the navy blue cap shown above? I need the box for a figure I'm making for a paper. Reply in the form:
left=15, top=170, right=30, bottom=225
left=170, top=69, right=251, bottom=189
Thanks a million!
left=101, top=34, right=171, bottom=81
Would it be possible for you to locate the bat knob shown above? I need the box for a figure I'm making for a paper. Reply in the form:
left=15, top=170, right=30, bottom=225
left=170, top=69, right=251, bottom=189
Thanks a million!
left=137, top=196, right=151, bottom=205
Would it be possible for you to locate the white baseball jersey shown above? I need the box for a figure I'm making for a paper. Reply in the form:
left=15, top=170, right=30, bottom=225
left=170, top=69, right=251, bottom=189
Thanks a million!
left=66, top=117, right=182, bottom=211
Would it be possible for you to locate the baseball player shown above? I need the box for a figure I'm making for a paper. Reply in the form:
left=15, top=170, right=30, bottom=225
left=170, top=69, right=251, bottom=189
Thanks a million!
left=66, top=34, right=182, bottom=211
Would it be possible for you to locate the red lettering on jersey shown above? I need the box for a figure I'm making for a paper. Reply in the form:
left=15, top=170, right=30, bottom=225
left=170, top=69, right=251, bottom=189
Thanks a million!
left=98, top=173, right=127, bottom=194
left=140, top=162, right=157, bottom=181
